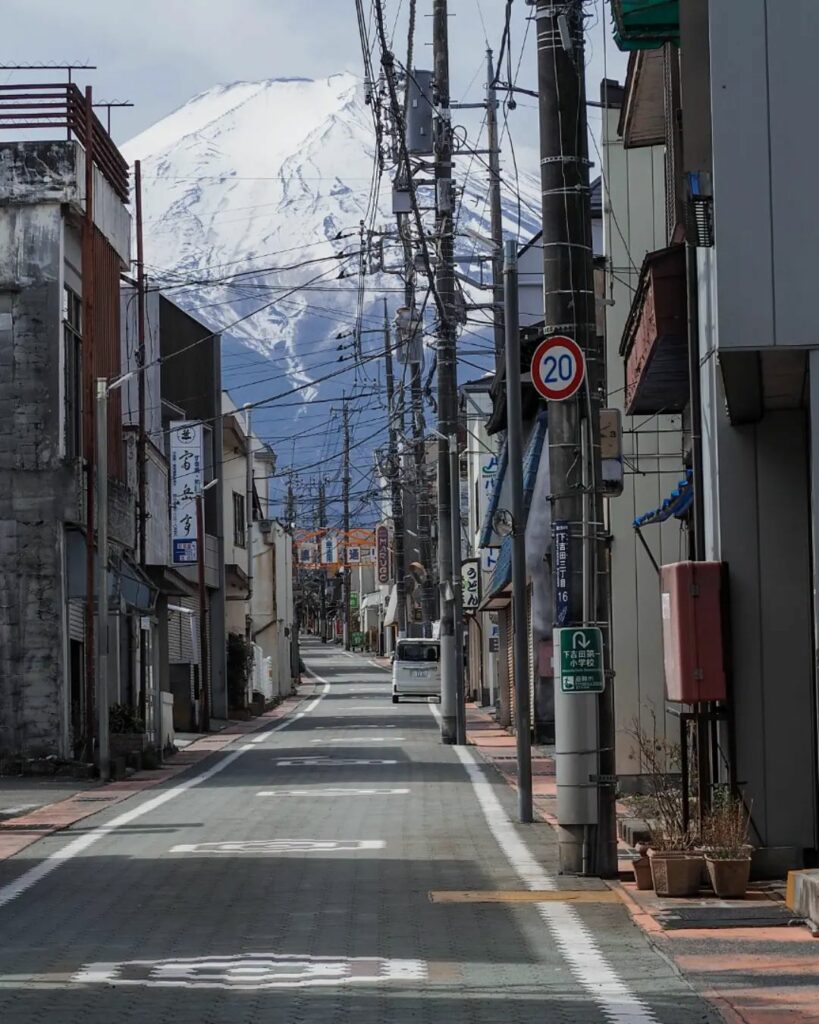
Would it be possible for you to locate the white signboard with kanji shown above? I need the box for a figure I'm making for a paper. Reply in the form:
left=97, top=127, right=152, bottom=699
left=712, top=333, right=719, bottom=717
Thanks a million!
left=170, top=421, right=203, bottom=564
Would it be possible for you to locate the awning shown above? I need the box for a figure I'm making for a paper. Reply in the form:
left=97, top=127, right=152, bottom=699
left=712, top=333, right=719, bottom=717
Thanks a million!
left=634, top=469, right=694, bottom=528
left=611, top=0, right=679, bottom=51
left=65, top=529, right=157, bottom=612
left=145, top=565, right=198, bottom=599
left=361, top=592, right=383, bottom=611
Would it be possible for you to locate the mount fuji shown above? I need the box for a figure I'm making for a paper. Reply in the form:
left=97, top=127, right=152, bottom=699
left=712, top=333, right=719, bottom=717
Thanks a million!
left=122, top=74, right=540, bottom=491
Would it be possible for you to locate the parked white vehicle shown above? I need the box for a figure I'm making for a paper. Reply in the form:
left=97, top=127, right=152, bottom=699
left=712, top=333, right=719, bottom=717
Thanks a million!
left=391, top=639, right=441, bottom=703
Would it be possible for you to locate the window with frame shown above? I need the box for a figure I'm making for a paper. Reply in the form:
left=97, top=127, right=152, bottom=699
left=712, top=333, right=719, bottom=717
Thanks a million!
left=63, top=286, right=83, bottom=460
left=233, top=491, right=246, bottom=549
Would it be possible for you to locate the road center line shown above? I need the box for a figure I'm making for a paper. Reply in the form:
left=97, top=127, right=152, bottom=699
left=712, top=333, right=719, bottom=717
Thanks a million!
left=0, top=669, right=332, bottom=910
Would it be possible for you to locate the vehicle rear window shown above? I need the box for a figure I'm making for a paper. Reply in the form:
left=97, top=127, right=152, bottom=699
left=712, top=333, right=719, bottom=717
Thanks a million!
left=396, top=644, right=439, bottom=662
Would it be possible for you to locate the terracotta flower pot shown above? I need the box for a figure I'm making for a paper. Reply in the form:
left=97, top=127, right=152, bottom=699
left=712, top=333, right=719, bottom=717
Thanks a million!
left=632, top=855, right=654, bottom=890
left=705, top=855, right=751, bottom=899
left=648, top=849, right=703, bottom=897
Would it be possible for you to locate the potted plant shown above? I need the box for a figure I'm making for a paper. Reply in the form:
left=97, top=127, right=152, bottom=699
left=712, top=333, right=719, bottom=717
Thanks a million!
left=629, top=719, right=703, bottom=897
left=701, top=788, right=753, bottom=898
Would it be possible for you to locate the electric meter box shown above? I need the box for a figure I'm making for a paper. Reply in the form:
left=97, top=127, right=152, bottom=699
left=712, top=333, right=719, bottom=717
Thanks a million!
left=660, top=561, right=727, bottom=703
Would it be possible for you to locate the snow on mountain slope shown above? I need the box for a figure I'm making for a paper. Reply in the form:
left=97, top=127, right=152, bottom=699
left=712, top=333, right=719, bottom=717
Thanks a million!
left=123, top=74, right=540, bottom=463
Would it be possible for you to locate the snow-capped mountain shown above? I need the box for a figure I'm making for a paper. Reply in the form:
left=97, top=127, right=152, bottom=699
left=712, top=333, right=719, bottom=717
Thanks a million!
left=123, top=74, right=540, bottom=473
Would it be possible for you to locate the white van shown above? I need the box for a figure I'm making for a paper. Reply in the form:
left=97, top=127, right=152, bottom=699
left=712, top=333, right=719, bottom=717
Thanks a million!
left=391, top=639, right=441, bottom=703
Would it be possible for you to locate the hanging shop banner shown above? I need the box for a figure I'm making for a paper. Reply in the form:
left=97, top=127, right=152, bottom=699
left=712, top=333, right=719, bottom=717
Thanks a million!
left=376, top=526, right=390, bottom=584
left=481, top=546, right=500, bottom=574
left=553, top=519, right=571, bottom=626
left=478, top=451, right=500, bottom=527
left=461, top=558, right=480, bottom=611
left=348, top=546, right=361, bottom=565
left=170, top=421, right=203, bottom=565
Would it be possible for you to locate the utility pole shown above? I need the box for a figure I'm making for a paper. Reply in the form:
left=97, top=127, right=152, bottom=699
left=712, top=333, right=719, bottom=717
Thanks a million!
left=448, top=433, right=466, bottom=745
left=95, top=379, right=110, bottom=782
left=486, top=48, right=505, bottom=370
left=533, top=0, right=615, bottom=875
left=83, top=85, right=96, bottom=764
left=433, top=0, right=459, bottom=744
left=134, top=159, right=149, bottom=728
left=342, top=398, right=351, bottom=650
left=384, top=298, right=407, bottom=636
left=244, top=404, right=255, bottom=681
left=196, top=493, right=210, bottom=732
left=504, top=241, right=533, bottom=822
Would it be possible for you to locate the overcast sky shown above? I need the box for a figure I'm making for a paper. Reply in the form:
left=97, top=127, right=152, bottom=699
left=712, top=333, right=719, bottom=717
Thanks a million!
left=2, top=0, right=626, bottom=168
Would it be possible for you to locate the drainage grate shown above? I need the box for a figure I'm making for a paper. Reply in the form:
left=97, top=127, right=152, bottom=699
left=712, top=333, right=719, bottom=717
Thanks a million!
left=75, top=796, right=119, bottom=803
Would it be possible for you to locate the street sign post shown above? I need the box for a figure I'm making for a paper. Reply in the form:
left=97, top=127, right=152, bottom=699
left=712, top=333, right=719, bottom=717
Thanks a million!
left=530, top=335, right=586, bottom=402
left=555, top=626, right=605, bottom=693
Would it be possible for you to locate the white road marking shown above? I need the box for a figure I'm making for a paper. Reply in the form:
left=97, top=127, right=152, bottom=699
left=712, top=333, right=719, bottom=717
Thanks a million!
left=314, top=724, right=396, bottom=730
left=436, top=701, right=659, bottom=1024
left=274, top=757, right=398, bottom=766
left=0, top=669, right=332, bottom=910
left=73, top=953, right=427, bottom=989
left=257, top=788, right=410, bottom=797
left=310, top=737, right=405, bottom=743
left=170, top=839, right=385, bottom=854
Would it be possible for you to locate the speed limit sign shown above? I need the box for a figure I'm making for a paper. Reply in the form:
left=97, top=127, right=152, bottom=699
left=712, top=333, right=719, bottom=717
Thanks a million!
left=530, top=335, right=586, bottom=402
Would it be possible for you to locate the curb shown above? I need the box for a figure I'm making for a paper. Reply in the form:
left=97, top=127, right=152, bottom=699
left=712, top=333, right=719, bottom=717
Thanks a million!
left=0, top=680, right=321, bottom=864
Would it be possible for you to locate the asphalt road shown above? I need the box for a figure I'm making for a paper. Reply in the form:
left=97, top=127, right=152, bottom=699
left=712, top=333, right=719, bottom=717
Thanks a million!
left=0, top=640, right=719, bottom=1023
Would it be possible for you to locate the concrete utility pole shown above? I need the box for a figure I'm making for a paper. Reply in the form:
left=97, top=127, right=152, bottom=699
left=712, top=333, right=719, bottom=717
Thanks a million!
left=504, top=241, right=534, bottom=823
left=486, top=48, right=505, bottom=370
left=95, top=379, right=110, bottom=782
left=134, top=159, right=149, bottom=729
left=342, top=399, right=351, bottom=650
left=83, top=85, right=96, bottom=763
left=383, top=299, right=407, bottom=637
left=244, top=403, right=254, bottom=698
left=433, top=0, right=459, bottom=744
left=533, top=0, right=616, bottom=875
left=448, top=433, right=466, bottom=745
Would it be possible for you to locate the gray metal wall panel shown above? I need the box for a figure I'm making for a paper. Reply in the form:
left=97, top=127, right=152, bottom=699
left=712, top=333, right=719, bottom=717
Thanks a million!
left=767, top=5, right=819, bottom=347
left=709, top=0, right=774, bottom=349
left=756, top=411, right=815, bottom=847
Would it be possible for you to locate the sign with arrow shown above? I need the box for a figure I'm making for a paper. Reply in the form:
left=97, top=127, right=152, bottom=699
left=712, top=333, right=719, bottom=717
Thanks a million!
left=555, top=627, right=604, bottom=693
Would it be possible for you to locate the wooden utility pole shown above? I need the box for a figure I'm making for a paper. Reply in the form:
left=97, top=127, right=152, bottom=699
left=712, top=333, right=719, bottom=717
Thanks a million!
left=533, top=0, right=616, bottom=875
left=433, top=0, right=459, bottom=744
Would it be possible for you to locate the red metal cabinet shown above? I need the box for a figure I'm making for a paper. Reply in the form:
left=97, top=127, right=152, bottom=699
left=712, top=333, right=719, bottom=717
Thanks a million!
left=660, top=561, right=726, bottom=703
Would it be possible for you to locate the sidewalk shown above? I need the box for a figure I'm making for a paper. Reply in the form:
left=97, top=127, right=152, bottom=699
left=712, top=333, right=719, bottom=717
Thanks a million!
left=0, top=682, right=318, bottom=864
left=466, top=701, right=819, bottom=1024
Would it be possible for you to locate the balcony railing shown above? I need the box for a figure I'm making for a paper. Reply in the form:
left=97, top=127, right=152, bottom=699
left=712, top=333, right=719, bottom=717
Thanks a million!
left=0, top=82, right=129, bottom=201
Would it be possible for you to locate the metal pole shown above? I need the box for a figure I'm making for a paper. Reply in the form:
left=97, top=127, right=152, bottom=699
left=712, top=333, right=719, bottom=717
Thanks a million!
left=95, top=379, right=110, bottom=782
left=534, top=0, right=613, bottom=873
left=342, top=399, right=351, bottom=650
left=196, top=494, right=210, bottom=732
left=384, top=299, right=407, bottom=637
left=244, top=404, right=254, bottom=675
left=433, top=0, right=458, bottom=744
left=486, top=48, right=505, bottom=371
left=449, top=434, right=466, bottom=745
left=503, top=242, right=533, bottom=823
left=83, top=85, right=96, bottom=763
left=134, top=159, right=149, bottom=729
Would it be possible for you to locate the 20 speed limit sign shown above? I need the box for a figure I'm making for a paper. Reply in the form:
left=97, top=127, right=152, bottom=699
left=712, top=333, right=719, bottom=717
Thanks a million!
left=530, top=335, right=585, bottom=402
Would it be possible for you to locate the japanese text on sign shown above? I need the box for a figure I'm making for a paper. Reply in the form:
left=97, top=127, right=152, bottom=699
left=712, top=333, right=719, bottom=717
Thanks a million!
left=553, top=520, right=570, bottom=626
left=170, top=421, right=203, bottom=565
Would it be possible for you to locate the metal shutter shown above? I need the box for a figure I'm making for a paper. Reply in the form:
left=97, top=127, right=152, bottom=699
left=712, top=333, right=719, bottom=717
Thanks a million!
left=68, top=600, right=85, bottom=642
left=527, top=584, right=535, bottom=729
left=506, top=605, right=515, bottom=727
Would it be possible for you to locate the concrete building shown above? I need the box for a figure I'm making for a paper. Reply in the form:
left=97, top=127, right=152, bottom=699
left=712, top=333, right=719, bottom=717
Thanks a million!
left=609, top=0, right=819, bottom=868
left=0, top=118, right=136, bottom=760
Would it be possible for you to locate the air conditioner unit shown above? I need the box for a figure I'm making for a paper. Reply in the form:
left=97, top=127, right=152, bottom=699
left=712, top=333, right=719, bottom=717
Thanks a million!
left=258, top=518, right=273, bottom=536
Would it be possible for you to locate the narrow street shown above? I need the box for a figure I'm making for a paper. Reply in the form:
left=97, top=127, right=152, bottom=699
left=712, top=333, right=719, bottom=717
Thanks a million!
left=0, top=641, right=716, bottom=1023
